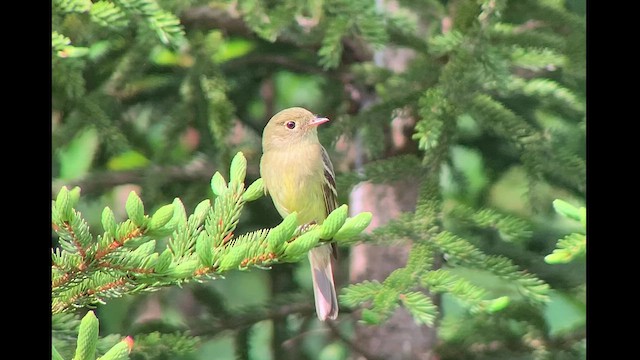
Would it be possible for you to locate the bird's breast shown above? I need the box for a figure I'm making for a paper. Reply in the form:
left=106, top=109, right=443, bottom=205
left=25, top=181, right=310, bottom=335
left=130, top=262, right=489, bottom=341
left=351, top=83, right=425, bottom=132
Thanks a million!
left=261, top=145, right=327, bottom=224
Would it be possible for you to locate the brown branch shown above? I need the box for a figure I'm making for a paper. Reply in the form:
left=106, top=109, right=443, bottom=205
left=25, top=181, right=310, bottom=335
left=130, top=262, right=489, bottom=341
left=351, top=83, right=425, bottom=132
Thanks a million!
left=53, top=225, right=147, bottom=293
left=190, top=300, right=316, bottom=336
left=97, top=261, right=155, bottom=275
left=52, top=277, right=130, bottom=314
left=60, top=221, right=87, bottom=259
left=52, top=271, right=75, bottom=289
left=52, top=222, right=89, bottom=290
left=180, top=5, right=373, bottom=64
left=86, top=277, right=129, bottom=296
left=180, top=6, right=253, bottom=37
left=95, top=226, right=145, bottom=260
left=222, top=54, right=332, bottom=77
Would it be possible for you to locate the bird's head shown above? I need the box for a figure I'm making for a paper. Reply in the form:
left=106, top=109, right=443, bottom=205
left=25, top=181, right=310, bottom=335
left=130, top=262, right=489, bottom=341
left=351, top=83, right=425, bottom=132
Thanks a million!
left=262, top=107, right=329, bottom=151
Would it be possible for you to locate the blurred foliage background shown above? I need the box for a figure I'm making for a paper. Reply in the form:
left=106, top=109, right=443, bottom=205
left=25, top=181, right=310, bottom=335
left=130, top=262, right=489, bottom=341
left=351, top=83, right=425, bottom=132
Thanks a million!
left=52, top=0, right=586, bottom=359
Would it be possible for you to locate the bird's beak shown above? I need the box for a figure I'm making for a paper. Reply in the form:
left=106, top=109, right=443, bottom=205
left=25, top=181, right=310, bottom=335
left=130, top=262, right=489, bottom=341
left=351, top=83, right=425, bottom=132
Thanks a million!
left=309, top=117, right=330, bottom=127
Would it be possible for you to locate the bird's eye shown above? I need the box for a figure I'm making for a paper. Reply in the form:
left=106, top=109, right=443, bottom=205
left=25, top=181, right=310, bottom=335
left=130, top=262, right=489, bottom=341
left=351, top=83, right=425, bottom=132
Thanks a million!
left=286, top=121, right=296, bottom=129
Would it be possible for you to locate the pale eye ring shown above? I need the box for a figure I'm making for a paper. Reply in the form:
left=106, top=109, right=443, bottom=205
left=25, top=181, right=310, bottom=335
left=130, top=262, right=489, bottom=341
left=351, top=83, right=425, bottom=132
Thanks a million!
left=286, top=121, right=296, bottom=129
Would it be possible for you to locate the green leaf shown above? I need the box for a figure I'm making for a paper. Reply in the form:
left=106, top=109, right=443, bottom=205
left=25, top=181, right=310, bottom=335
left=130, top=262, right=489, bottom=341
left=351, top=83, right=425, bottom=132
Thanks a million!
left=320, top=205, right=348, bottom=240
left=148, top=11, right=185, bottom=46
left=218, top=243, right=248, bottom=271
left=266, top=212, right=298, bottom=253
left=428, top=30, right=464, bottom=56
left=52, top=31, right=71, bottom=52
left=510, top=46, right=565, bottom=71
left=242, top=178, right=264, bottom=202
left=340, top=280, right=383, bottom=307
left=552, top=199, right=582, bottom=222
left=318, top=16, right=349, bottom=69
left=405, top=242, right=434, bottom=274
left=447, top=204, right=532, bottom=242
left=74, top=311, right=99, bottom=360
left=450, top=146, right=490, bottom=204
left=422, top=269, right=490, bottom=311
left=169, top=259, right=199, bottom=278
left=69, top=187, right=82, bottom=207
left=413, top=88, right=446, bottom=152
left=97, top=336, right=133, bottom=360
left=125, top=191, right=145, bottom=226
left=212, top=38, right=256, bottom=64
left=284, top=229, right=321, bottom=258
left=167, top=198, right=187, bottom=229
left=58, top=127, right=99, bottom=179
left=273, top=72, right=324, bottom=110
left=360, top=308, right=382, bottom=325
left=107, top=150, right=150, bottom=171
left=485, top=296, right=510, bottom=312
left=333, top=212, right=373, bottom=242
left=229, top=152, right=247, bottom=185
left=114, top=0, right=185, bottom=46
left=520, top=78, right=585, bottom=113
left=195, top=198, right=212, bottom=215
left=400, top=292, right=437, bottom=326
left=192, top=200, right=212, bottom=227
left=128, top=239, right=156, bottom=257
left=55, top=186, right=72, bottom=221
left=195, top=232, right=214, bottom=267
left=155, top=248, right=173, bottom=273
left=101, top=207, right=118, bottom=235
left=58, top=46, right=91, bottom=58
left=88, top=40, right=112, bottom=60
left=148, top=204, right=175, bottom=230
left=210, top=172, right=227, bottom=196
left=52, top=344, right=64, bottom=360
left=149, top=46, right=181, bottom=66
left=54, top=0, right=91, bottom=13
left=545, top=233, right=586, bottom=264
left=90, top=1, right=127, bottom=28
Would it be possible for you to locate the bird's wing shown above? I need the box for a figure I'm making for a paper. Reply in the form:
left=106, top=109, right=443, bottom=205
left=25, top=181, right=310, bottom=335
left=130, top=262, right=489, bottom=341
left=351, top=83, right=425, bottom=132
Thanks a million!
left=320, top=145, right=339, bottom=259
left=320, top=145, right=338, bottom=216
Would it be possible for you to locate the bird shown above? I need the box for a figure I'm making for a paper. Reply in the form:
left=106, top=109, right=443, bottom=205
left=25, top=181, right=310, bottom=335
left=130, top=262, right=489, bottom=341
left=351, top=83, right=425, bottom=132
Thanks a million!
left=260, top=107, right=339, bottom=321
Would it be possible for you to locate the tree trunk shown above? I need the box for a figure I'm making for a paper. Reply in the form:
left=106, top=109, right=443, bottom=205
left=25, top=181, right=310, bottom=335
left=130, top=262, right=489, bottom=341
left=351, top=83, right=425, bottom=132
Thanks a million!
left=347, top=1, right=439, bottom=358
left=349, top=166, right=439, bottom=360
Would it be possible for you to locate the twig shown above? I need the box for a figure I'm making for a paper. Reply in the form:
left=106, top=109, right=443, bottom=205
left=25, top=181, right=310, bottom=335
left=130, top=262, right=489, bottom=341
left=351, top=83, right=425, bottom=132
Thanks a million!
left=180, top=5, right=373, bottom=64
left=190, top=301, right=316, bottom=336
left=222, top=54, right=332, bottom=77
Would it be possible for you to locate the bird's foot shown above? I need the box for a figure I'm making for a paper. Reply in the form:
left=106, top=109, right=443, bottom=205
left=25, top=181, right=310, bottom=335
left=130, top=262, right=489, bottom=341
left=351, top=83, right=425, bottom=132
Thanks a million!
left=299, top=220, right=318, bottom=233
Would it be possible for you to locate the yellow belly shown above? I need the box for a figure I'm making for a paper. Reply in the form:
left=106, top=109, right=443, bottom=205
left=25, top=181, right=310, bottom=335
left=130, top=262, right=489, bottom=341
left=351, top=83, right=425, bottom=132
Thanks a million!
left=260, top=146, right=327, bottom=225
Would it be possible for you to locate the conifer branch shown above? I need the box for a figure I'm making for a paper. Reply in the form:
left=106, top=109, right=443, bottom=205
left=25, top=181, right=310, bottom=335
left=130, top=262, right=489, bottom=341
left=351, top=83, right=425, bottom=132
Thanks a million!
left=179, top=3, right=376, bottom=66
left=52, top=152, right=372, bottom=314
left=545, top=199, right=586, bottom=264
left=446, top=204, right=533, bottom=242
left=54, top=0, right=92, bottom=13
left=57, top=311, right=134, bottom=360
left=356, top=213, right=417, bottom=245
left=53, top=0, right=185, bottom=51
left=52, top=0, right=585, bottom=357
left=131, top=332, right=199, bottom=359
left=336, top=154, right=424, bottom=192
left=433, top=231, right=550, bottom=305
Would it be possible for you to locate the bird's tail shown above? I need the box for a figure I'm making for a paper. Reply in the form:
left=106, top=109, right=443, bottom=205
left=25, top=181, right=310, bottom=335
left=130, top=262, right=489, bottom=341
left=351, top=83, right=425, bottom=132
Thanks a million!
left=308, top=245, right=338, bottom=320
